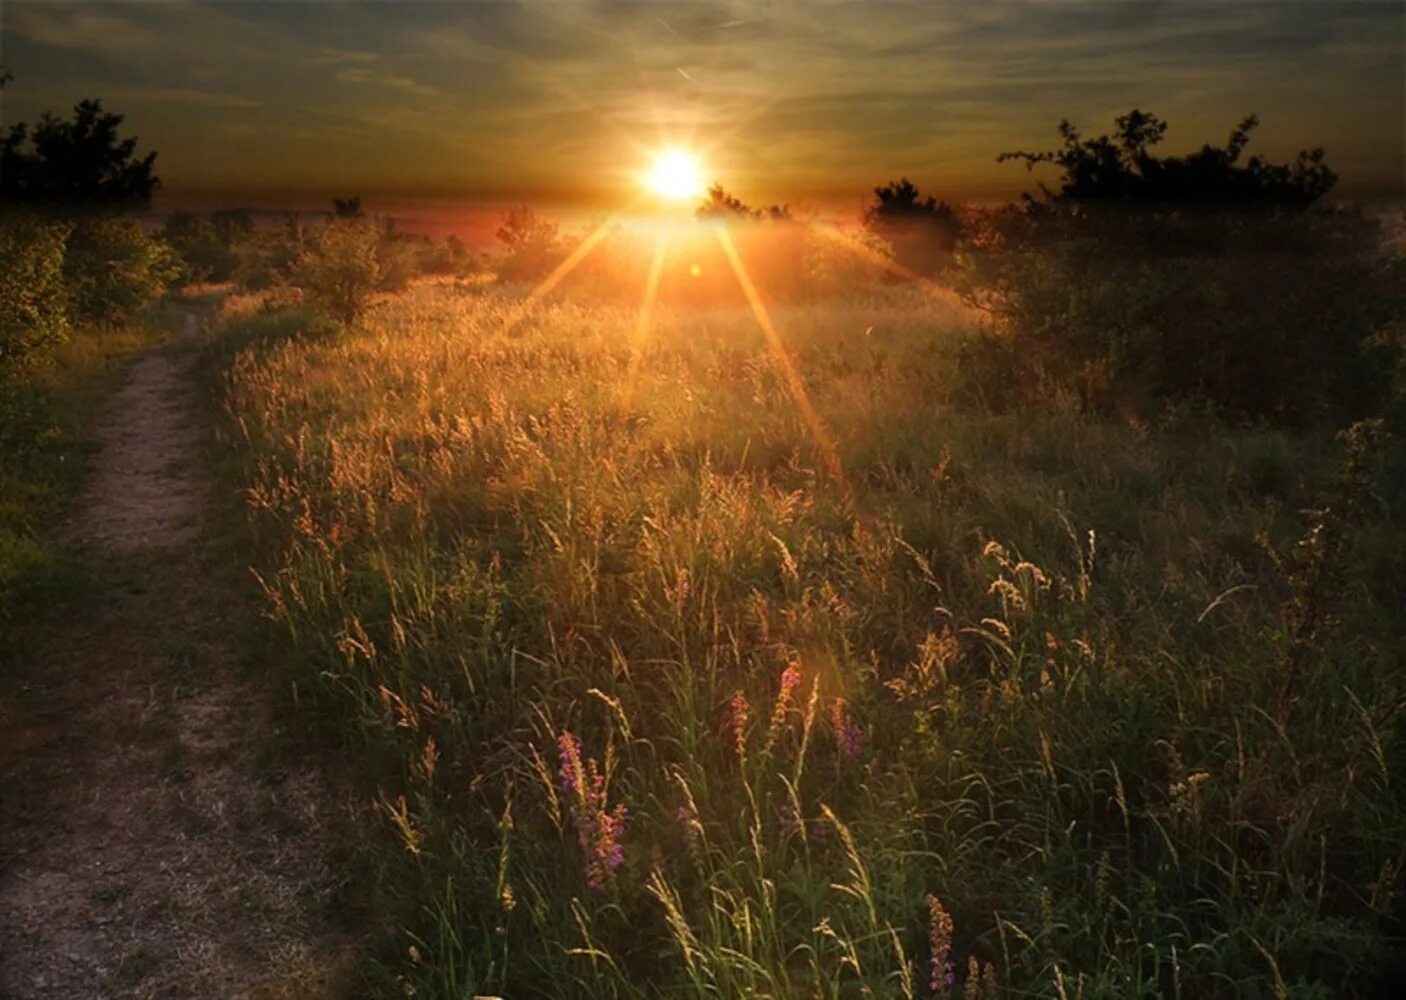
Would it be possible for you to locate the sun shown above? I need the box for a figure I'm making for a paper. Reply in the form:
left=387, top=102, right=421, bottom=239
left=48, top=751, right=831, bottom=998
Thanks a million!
left=644, top=148, right=705, bottom=201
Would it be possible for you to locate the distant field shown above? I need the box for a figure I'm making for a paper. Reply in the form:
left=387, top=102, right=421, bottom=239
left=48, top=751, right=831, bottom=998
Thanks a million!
left=219, top=281, right=1406, bottom=997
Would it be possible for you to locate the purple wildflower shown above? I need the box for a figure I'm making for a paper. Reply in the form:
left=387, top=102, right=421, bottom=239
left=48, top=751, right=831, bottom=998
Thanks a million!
left=830, top=698, right=864, bottom=764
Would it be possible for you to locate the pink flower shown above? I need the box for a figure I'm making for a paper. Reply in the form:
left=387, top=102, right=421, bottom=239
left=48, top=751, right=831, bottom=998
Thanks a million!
left=830, top=698, right=864, bottom=764
left=926, top=894, right=954, bottom=998
left=556, top=730, right=626, bottom=892
left=728, top=690, right=750, bottom=761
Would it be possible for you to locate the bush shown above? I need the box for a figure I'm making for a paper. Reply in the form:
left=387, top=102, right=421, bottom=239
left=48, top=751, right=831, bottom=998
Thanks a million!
left=0, top=214, right=71, bottom=374
left=960, top=111, right=1396, bottom=423
left=291, top=219, right=383, bottom=324
left=163, top=208, right=253, bottom=284
left=862, top=178, right=963, bottom=276
left=62, top=218, right=180, bottom=327
left=232, top=218, right=306, bottom=292
left=495, top=205, right=563, bottom=283
left=963, top=203, right=1392, bottom=422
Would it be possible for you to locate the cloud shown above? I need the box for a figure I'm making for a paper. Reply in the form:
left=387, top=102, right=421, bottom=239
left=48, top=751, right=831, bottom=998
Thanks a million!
left=109, top=87, right=260, bottom=109
left=335, top=66, right=441, bottom=100
left=6, top=5, right=156, bottom=52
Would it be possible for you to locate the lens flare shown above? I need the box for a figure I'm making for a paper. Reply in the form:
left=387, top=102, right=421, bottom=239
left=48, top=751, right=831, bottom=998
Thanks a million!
left=644, top=148, right=705, bottom=201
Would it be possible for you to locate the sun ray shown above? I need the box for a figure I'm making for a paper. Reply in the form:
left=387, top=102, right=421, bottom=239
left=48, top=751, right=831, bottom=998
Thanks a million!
left=523, top=212, right=625, bottom=308
left=621, top=234, right=669, bottom=409
left=713, top=224, right=850, bottom=496
left=500, top=199, right=643, bottom=337
left=806, top=220, right=981, bottom=318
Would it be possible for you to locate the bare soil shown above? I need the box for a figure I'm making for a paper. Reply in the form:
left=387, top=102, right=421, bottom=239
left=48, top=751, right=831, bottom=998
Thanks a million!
left=0, top=318, right=352, bottom=998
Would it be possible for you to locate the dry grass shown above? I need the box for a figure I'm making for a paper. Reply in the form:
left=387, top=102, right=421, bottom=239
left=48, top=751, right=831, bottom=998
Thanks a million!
left=217, top=278, right=1406, bottom=997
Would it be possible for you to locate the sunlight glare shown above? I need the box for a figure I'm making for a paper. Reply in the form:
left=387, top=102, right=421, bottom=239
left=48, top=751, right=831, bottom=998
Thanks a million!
left=644, top=148, right=706, bottom=201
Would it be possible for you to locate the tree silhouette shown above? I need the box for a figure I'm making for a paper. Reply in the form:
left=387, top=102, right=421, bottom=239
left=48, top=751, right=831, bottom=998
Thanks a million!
left=862, top=178, right=961, bottom=274
left=998, top=110, right=1336, bottom=208
left=696, top=184, right=790, bottom=222
left=1, top=99, right=158, bottom=209
left=332, top=197, right=364, bottom=219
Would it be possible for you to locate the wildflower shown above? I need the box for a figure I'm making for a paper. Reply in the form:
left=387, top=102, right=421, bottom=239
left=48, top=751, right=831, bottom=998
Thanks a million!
left=585, top=803, right=627, bottom=891
left=558, top=730, right=586, bottom=802
left=926, top=893, right=954, bottom=998
left=677, top=804, right=703, bottom=854
left=556, top=730, right=625, bottom=891
left=728, top=690, right=749, bottom=761
left=763, top=662, right=801, bottom=754
left=830, top=698, right=863, bottom=764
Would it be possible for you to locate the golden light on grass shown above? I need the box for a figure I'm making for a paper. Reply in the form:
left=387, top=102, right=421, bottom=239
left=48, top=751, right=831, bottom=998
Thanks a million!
left=621, top=235, right=668, bottom=409
left=713, top=225, right=850, bottom=498
left=644, top=148, right=706, bottom=201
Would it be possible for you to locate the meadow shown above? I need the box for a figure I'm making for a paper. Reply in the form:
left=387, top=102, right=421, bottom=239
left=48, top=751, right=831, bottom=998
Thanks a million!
left=216, top=264, right=1406, bottom=996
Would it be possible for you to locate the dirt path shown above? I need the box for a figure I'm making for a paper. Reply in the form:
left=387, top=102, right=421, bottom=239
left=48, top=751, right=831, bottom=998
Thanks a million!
left=0, top=318, right=350, bottom=998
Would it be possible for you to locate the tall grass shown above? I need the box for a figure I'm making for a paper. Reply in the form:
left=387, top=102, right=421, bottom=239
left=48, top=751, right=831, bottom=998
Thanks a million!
left=219, top=281, right=1406, bottom=997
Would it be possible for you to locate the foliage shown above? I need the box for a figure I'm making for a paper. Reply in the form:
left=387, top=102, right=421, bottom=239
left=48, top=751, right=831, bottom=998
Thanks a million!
left=495, top=204, right=563, bottom=282
left=232, top=217, right=308, bottom=292
left=999, top=109, right=1336, bottom=207
left=333, top=196, right=365, bottom=219
left=961, top=112, right=1395, bottom=422
left=290, top=219, right=384, bottom=324
left=0, top=215, right=72, bottom=374
left=62, top=218, right=181, bottom=327
left=862, top=178, right=962, bottom=276
left=219, top=283, right=1406, bottom=997
left=2, top=324, right=157, bottom=645
left=696, top=184, right=791, bottom=221
left=1, top=99, right=159, bottom=209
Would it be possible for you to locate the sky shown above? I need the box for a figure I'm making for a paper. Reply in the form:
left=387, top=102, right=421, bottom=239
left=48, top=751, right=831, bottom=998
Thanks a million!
left=2, top=0, right=1402, bottom=221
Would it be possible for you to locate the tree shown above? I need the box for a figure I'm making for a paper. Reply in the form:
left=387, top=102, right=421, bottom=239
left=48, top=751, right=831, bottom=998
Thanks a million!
left=862, top=178, right=961, bottom=274
left=332, top=197, right=364, bottom=219
left=696, top=184, right=791, bottom=221
left=1, top=99, right=158, bottom=209
left=997, top=109, right=1336, bottom=208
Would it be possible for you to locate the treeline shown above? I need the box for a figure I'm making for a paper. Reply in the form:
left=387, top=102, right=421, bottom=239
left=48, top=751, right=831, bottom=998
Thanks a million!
left=3, top=98, right=1404, bottom=425
left=679, top=110, right=1403, bottom=424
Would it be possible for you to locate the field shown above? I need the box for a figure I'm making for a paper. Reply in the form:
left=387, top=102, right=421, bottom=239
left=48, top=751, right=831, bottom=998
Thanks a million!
left=217, top=277, right=1406, bottom=997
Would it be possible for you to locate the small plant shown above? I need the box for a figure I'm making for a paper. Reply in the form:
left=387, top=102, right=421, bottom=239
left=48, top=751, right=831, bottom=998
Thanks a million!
left=0, top=214, right=71, bottom=373
left=290, top=219, right=382, bottom=324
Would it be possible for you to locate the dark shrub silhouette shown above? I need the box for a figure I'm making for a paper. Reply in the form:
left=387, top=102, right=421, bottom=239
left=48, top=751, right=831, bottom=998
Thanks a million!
left=696, top=184, right=791, bottom=221
left=862, top=179, right=961, bottom=276
left=998, top=110, right=1335, bottom=208
left=332, top=197, right=365, bottom=220
left=962, top=111, right=1390, bottom=423
left=1, top=99, right=158, bottom=210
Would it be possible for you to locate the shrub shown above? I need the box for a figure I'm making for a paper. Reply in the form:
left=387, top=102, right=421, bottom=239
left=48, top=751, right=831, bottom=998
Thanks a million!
left=0, top=214, right=71, bottom=374
left=232, top=218, right=306, bottom=292
left=373, top=223, right=421, bottom=293
left=495, top=205, right=563, bottom=283
left=61, top=218, right=180, bottom=327
left=961, top=112, right=1394, bottom=422
left=163, top=208, right=253, bottom=284
left=291, top=219, right=382, bottom=324
left=863, top=178, right=962, bottom=276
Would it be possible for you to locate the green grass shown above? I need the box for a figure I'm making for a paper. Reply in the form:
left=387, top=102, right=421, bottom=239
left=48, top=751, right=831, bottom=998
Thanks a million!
left=0, top=318, right=166, bottom=651
left=216, top=281, right=1406, bottom=997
